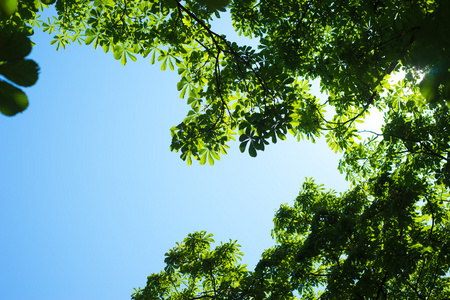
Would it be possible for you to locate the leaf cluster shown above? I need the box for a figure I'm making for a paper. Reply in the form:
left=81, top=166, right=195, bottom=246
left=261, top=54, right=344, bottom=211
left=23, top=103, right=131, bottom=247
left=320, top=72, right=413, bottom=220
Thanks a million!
left=132, top=231, right=249, bottom=300
left=33, top=0, right=441, bottom=164
left=0, top=0, right=42, bottom=116
left=4, top=0, right=448, bottom=298
left=135, top=172, right=450, bottom=299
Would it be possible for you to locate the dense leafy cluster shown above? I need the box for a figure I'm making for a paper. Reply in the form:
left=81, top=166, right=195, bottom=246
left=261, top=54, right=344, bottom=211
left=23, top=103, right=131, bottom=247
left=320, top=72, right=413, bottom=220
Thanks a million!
left=0, top=0, right=42, bottom=116
left=32, top=0, right=447, bottom=165
left=115, top=0, right=447, bottom=298
left=132, top=231, right=250, bottom=299
left=270, top=175, right=449, bottom=298
left=133, top=174, right=449, bottom=299
left=3, top=0, right=449, bottom=298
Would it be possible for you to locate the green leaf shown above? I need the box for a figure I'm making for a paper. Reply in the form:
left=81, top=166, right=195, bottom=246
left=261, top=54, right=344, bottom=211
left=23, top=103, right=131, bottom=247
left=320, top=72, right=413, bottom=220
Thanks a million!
left=208, top=153, right=214, bottom=165
left=276, top=131, right=286, bottom=140
left=0, top=59, right=39, bottom=87
left=253, top=140, right=265, bottom=151
left=239, top=134, right=248, bottom=142
left=219, top=144, right=227, bottom=155
left=0, top=80, right=28, bottom=116
left=113, top=47, right=122, bottom=60
left=128, top=52, right=137, bottom=62
left=248, top=143, right=257, bottom=157
left=41, top=0, right=56, bottom=5
left=151, top=50, right=156, bottom=65
left=165, top=0, right=177, bottom=8
left=419, top=72, right=439, bottom=103
left=239, top=140, right=248, bottom=153
left=210, top=151, right=220, bottom=160
left=93, top=0, right=114, bottom=6
left=0, top=33, right=32, bottom=61
left=177, top=79, right=186, bottom=91
left=187, top=97, right=196, bottom=105
left=180, top=87, right=187, bottom=99
left=284, top=77, right=295, bottom=85
left=271, top=134, right=277, bottom=143
left=84, top=36, right=96, bottom=45
left=200, top=153, right=207, bottom=165
left=102, top=43, right=109, bottom=53
left=0, top=0, right=17, bottom=18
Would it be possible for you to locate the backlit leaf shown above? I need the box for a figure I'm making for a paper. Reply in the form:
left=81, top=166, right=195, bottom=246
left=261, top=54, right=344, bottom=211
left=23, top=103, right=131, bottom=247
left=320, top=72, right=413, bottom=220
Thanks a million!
left=0, top=81, right=28, bottom=116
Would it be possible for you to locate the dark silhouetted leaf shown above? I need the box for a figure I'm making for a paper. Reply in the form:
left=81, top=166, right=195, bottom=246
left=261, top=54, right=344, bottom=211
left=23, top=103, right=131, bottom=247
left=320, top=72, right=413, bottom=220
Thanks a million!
left=248, top=143, right=257, bottom=157
left=0, top=33, right=31, bottom=61
left=0, top=80, right=28, bottom=116
left=0, top=59, right=39, bottom=87
left=40, top=0, right=56, bottom=5
left=239, top=141, right=248, bottom=153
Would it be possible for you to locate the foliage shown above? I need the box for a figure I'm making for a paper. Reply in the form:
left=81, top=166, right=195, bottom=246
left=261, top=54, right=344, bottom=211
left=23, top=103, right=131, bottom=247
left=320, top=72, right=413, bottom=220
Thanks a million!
left=6, top=0, right=448, bottom=298
left=132, top=231, right=250, bottom=300
left=35, top=0, right=449, bottom=166
left=74, top=0, right=450, bottom=298
left=133, top=174, right=450, bottom=299
left=0, top=0, right=42, bottom=116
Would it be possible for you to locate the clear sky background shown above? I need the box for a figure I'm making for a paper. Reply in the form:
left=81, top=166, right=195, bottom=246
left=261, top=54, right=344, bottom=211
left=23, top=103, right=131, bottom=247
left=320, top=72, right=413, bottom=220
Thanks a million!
left=0, top=10, right=382, bottom=300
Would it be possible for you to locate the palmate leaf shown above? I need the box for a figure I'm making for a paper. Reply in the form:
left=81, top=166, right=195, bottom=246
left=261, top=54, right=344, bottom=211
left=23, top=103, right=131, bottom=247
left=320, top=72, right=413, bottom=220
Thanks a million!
left=0, top=59, right=39, bottom=87
left=112, top=45, right=138, bottom=66
left=0, top=80, right=28, bottom=116
left=199, top=149, right=220, bottom=166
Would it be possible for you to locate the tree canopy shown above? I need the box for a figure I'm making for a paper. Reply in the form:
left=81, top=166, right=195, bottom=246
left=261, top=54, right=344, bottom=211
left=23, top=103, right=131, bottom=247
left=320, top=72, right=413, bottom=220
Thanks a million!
left=7, top=0, right=449, bottom=165
left=132, top=175, right=450, bottom=299
left=2, top=0, right=449, bottom=298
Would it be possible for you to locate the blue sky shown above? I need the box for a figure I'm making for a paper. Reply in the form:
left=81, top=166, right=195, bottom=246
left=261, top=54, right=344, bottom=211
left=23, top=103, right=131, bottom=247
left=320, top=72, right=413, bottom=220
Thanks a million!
left=0, top=11, right=354, bottom=300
